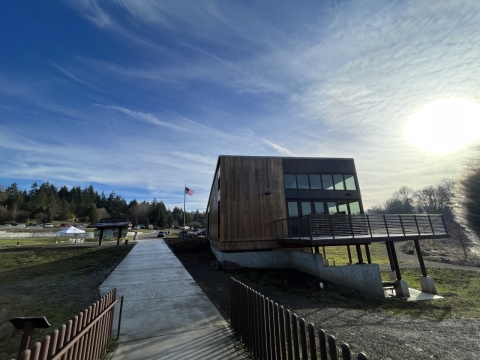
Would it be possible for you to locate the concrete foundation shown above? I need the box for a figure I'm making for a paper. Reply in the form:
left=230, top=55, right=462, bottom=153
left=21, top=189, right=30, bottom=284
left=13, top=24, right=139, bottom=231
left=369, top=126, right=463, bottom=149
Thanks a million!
left=419, top=276, right=437, bottom=294
left=388, top=270, right=396, bottom=281
left=211, top=246, right=385, bottom=297
left=395, top=279, right=411, bottom=298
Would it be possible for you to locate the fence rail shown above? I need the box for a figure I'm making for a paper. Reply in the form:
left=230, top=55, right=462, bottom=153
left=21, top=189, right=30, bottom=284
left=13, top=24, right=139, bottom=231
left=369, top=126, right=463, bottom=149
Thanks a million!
left=0, top=232, right=94, bottom=239
left=231, top=278, right=368, bottom=360
left=13, top=289, right=122, bottom=360
left=275, top=214, right=448, bottom=242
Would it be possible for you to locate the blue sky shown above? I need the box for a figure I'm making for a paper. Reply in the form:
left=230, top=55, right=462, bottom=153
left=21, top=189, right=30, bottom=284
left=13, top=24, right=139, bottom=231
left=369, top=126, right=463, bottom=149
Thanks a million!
left=1, top=0, right=480, bottom=211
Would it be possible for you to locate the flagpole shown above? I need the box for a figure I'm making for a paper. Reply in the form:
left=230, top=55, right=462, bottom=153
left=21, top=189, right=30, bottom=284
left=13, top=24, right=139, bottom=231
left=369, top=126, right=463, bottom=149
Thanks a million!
left=183, top=183, right=186, bottom=230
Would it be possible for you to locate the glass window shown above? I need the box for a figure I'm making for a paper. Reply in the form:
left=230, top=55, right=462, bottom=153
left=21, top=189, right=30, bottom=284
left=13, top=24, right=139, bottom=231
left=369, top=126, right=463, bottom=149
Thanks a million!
left=314, top=202, right=325, bottom=214
left=297, top=175, right=309, bottom=189
left=327, top=202, right=337, bottom=214
left=349, top=201, right=361, bottom=215
left=337, top=200, right=348, bottom=214
left=344, top=175, right=356, bottom=190
left=322, top=174, right=334, bottom=190
left=309, top=175, right=321, bottom=189
left=333, top=175, right=345, bottom=190
left=301, top=202, right=312, bottom=216
left=288, top=202, right=299, bottom=217
left=284, top=174, right=297, bottom=189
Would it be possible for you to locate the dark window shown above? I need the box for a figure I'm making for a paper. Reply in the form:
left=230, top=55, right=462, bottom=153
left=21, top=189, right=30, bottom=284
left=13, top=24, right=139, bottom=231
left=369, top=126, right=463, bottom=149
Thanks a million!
left=333, top=175, right=345, bottom=190
left=344, top=175, right=356, bottom=190
left=284, top=174, right=297, bottom=189
left=327, top=202, right=337, bottom=214
left=322, top=175, right=334, bottom=190
left=287, top=202, right=299, bottom=217
left=297, top=175, right=309, bottom=189
left=314, top=202, right=325, bottom=214
left=309, top=174, right=321, bottom=189
left=301, top=202, right=312, bottom=216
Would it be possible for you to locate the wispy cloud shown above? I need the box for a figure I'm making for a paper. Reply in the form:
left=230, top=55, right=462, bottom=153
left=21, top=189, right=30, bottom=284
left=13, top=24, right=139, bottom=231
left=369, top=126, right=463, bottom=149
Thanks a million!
left=94, top=104, right=188, bottom=132
left=262, top=139, right=296, bottom=156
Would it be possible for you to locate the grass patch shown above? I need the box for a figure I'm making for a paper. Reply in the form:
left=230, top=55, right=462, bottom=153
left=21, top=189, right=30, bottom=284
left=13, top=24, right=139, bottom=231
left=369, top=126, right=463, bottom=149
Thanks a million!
left=321, top=242, right=393, bottom=265
left=0, top=245, right=133, bottom=360
left=0, top=238, right=58, bottom=247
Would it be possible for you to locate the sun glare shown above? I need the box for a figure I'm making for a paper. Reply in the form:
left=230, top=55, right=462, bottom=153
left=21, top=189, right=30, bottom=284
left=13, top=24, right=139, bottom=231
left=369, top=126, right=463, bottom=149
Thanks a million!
left=406, top=99, right=480, bottom=154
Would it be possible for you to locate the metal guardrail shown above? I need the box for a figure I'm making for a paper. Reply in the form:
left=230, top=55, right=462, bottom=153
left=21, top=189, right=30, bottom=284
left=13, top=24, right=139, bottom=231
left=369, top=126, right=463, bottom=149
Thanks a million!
left=275, top=214, right=448, bottom=242
left=13, top=289, right=123, bottom=360
left=231, top=278, right=368, bottom=360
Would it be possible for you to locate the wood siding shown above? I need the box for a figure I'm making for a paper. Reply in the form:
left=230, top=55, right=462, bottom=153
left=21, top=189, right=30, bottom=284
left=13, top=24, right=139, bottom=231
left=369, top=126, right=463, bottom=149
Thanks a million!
left=216, top=157, right=287, bottom=251
left=206, top=165, right=220, bottom=242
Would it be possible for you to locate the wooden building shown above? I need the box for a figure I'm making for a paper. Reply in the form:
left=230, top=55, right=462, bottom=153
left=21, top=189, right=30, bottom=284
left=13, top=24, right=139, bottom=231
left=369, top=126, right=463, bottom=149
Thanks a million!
left=206, top=156, right=364, bottom=252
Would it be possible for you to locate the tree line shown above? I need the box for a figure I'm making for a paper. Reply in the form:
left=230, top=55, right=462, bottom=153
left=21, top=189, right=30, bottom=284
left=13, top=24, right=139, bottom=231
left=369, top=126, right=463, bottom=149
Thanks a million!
left=365, top=180, right=454, bottom=221
left=0, top=182, right=205, bottom=228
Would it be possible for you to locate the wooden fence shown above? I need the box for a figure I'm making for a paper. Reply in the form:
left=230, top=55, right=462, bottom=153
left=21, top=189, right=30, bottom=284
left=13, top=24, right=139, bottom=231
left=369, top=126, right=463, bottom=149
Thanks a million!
left=14, top=289, right=123, bottom=360
left=231, top=278, right=368, bottom=360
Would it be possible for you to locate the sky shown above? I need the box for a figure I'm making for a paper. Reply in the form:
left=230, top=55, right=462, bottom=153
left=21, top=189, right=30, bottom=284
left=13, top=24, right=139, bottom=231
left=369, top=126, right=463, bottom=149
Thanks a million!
left=1, top=0, right=480, bottom=211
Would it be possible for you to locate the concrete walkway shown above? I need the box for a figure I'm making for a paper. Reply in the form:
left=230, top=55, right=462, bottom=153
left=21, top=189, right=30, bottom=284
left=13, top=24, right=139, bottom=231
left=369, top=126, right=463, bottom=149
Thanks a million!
left=99, top=240, right=248, bottom=359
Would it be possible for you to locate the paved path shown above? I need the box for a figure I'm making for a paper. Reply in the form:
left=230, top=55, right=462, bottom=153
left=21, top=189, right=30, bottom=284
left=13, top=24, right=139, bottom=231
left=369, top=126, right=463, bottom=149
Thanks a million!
left=99, top=239, right=248, bottom=359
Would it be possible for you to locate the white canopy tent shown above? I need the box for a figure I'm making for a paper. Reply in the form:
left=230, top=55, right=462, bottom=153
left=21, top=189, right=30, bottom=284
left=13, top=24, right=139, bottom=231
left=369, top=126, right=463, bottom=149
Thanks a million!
left=56, top=226, right=86, bottom=235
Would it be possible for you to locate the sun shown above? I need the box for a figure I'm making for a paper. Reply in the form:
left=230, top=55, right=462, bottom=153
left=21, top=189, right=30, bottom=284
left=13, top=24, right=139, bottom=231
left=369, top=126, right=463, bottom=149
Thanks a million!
left=405, top=98, right=480, bottom=154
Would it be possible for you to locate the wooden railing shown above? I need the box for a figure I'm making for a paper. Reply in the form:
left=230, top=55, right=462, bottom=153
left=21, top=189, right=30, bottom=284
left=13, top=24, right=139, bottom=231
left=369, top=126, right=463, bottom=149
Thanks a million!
left=14, top=289, right=123, bottom=360
left=231, top=278, right=368, bottom=359
left=275, top=214, right=448, bottom=242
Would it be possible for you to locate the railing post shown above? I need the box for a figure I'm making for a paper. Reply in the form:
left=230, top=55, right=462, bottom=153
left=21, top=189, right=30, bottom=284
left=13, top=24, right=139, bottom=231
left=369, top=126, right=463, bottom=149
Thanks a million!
left=366, top=215, right=373, bottom=237
left=441, top=215, right=449, bottom=235
left=414, top=215, right=421, bottom=235
left=308, top=215, right=313, bottom=245
left=399, top=215, right=405, bottom=236
left=383, top=215, right=390, bottom=237
left=427, top=215, right=435, bottom=235
left=328, top=215, right=335, bottom=240
left=348, top=215, right=354, bottom=238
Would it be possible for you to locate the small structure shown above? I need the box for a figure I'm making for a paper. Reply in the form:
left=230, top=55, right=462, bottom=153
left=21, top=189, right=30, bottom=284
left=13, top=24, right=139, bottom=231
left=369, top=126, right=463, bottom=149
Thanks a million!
left=87, top=218, right=132, bottom=246
left=206, top=156, right=450, bottom=298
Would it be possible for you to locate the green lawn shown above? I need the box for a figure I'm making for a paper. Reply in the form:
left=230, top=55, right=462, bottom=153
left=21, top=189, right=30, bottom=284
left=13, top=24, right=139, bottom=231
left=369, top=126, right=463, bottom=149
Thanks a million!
left=0, top=245, right=133, bottom=360
left=320, top=242, right=392, bottom=265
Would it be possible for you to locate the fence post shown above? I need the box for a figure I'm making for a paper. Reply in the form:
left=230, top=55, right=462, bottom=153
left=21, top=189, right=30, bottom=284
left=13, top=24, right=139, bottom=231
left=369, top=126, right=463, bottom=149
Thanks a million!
left=291, top=313, right=300, bottom=360
left=328, top=335, right=338, bottom=360
left=269, top=300, right=277, bottom=359
left=340, top=343, right=352, bottom=360
left=299, top=318, right=308, bottom=360
left=285, top=309, right=293, bottom=360
left=279, top=306, right=287, bottom=360
left=274, top=303, right=281, bottom=359
left=307, top=323, right=317, bottom=360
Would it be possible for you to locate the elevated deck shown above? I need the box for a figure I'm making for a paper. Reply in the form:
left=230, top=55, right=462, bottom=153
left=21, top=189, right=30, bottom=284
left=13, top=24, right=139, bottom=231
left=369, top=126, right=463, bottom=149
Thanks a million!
left=275, top=214, right=449, bottom=246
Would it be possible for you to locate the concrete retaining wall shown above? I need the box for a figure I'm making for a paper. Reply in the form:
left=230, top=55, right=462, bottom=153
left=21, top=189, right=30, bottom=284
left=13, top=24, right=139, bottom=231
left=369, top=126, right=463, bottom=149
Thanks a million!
left=212, top=246, right=384, bottom=297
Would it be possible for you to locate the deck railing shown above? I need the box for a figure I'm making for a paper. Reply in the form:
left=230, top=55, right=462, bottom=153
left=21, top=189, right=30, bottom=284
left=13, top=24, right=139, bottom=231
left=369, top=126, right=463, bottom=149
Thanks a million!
left=275, top=214, right=448, bottom=242
left=231, top=278, right=368, bottom=360
left=13, top=289, right=123, bottom=360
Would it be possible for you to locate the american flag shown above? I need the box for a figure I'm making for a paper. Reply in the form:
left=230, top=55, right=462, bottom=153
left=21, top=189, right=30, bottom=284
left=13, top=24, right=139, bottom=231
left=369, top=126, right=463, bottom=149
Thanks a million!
left=185, top=187, right=194, bottom=196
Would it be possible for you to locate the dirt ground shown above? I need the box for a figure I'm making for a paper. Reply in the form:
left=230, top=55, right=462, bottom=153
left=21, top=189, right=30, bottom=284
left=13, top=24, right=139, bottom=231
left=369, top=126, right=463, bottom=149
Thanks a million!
left=166, top=238, right=480, bottom=360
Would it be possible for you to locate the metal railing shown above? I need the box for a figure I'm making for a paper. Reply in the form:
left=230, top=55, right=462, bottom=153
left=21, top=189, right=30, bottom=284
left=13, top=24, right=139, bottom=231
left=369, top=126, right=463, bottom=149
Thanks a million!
left=275, top=214, right=448, bottom=242
left=14, top=289, right=123, bottom=360
left=231, top=278, right=368, bottom=360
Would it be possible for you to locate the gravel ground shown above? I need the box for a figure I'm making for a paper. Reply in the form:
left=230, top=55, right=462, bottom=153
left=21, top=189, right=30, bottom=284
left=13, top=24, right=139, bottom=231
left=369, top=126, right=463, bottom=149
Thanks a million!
left=166, top=239, right=480, bottom=360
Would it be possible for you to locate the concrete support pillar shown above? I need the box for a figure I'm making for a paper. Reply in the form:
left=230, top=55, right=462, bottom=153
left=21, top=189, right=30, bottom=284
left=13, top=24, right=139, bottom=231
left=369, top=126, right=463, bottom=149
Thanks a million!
left=419, top=276, right=437, bottom=294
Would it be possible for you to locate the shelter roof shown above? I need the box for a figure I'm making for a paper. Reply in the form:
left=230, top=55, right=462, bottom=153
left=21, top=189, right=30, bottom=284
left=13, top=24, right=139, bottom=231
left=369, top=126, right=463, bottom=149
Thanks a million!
left=87, top=218, right=132, bottom=229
